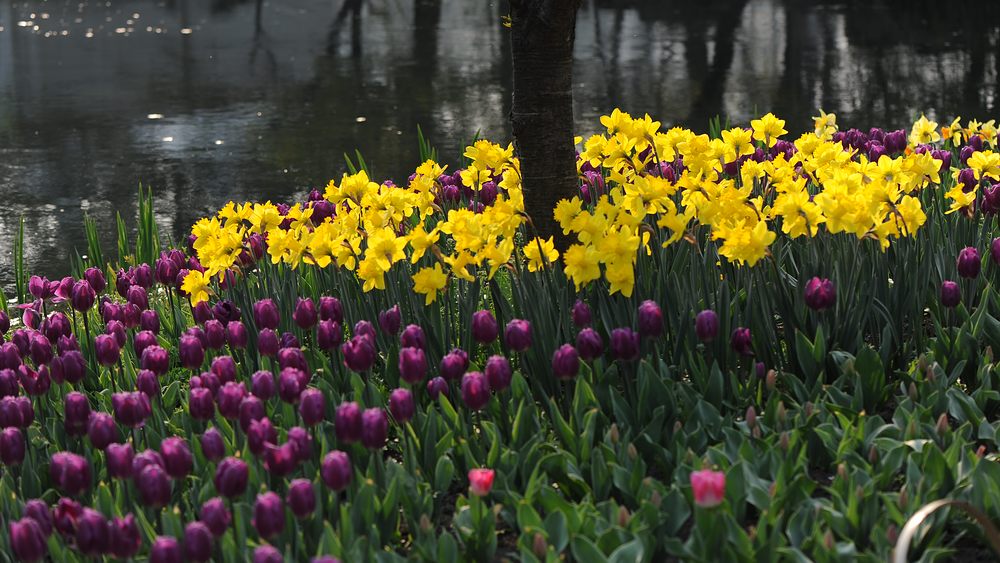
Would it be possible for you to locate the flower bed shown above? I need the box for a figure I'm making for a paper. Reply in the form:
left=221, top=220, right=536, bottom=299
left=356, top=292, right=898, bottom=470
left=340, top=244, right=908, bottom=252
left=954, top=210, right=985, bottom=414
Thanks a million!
left=2, top=110, right=1000, bottom=561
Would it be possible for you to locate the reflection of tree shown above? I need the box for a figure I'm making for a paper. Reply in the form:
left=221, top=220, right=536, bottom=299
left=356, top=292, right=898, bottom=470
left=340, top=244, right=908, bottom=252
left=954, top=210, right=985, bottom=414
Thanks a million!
left=690, top=0, right=748, bottom=124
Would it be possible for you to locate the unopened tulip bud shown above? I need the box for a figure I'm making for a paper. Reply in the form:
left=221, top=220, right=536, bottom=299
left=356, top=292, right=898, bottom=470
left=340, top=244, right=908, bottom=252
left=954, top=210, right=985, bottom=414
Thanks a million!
left=936, top=413, right=950, bottom=436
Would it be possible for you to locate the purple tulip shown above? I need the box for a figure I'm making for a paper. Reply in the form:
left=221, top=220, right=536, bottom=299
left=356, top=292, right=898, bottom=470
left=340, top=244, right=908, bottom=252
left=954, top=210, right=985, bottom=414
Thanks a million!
left=610, top=328, right=640, bottom=361
left=200, top=497, right=231, bottom=536
left=253, top=492, right=285, bottom=539
left=485, top=355, right=512, bottom=391
left=319, top=296, right=343, bottom=323
left=198, top=427, right=225, bottom=461
left=84, top=267, right=107, bottom=293
left=277, top=346, right=308, bottom=372
left=94, top=334, right=121, bottom=366
left=109, top=514, right=141, bottom=559
left=188, top=387, right=215, bottom=421
left=150, top=536, right=182, bottom=563
left=461, top=371, right=490, bottom=410
left=299, top=388, right=326, bottom=426
left=179, top=335, right=205, bottom=369
left=321, top=450, right=352, bottom=491
left=137, top=464, right=171, bottom=507
left=0, top=427, right=25, bottom=465
left=214, top=457, right=249, bottom=497
left=70, top=280, right=96, bottom=312
left=399, top=324, right=426, bottom=350
left=23, top=499, right=52, bottom=536
left=212, top=300, right=241, bottom=325
left=957, top=247, right=981, bottom=279
left=427, top=376, right=449, bottom=399
left=254, top=545, right=284, bottom=563
left=804, top=277, right=836, bottom=311
left=50, top=451, right=91, bottom=495
left=160, top=437, right=193, bottom=479
left=353, top=320, right=376, bottom=343
left=471, top=310, right=498, bottom=344
left=361, top=408, right=388, bottom=449
left=52, top=497, right=82, bottom=537
left=341, top=335, right=376, bottom=372
left=389, top=388, right=415, bottom=423
left=254, top=299, right=281, bottom=331
left=140, top=345, right=169, bottom=376
left=106, top=442, right=134, bottom=479
left=552, top=344, right=580, bottom=380
left=572, top=300, right=592, bottom=327
left=226, top=321, right=248, bottom=349
left=695, top=310, right=719, bottom=342
left=335, top=402, right=362, bottom=444
left=63, top=392, right=91, bottom=437
left=137, top=369, right=160, bottom=399
left=106, top=320, right=127, bottom=347
left=211, top=355, right=237, bottom=384
left=132, top=448, right=164, bottom=476
left=941, top=280, right=961, bottom=308
left=504, top=319, right=533, bottom=352
left=257, top=328, right=280, bottom=357
left=155, top=256, right=179, bottom=286
left=378, top=305, right=402, bottom=335
left=28, top=334, right=53, bottom=365
left=250, top=370, right=275, bottom=401
left=239, top=395, right=266, bottom=432
left=576, top=328, right=603, bottom=361
left=16, top=396, right=33, bottom=426
left=637, top=300, right=663, bottom=338
left=112, top=392, right=151, bottom=427
left=399, top=347, right=428, bottom=384
left=248, top=417, right=278, bottom=457
left=75, top=508, right=109, bottom=556
left=440, top=348, right=469, bottom=381
left=184, top=521, right=213, bottom=562
left=9, top=517, right=47, bottom=562
left=291, top=298, right=317, bottom=330
left=204, top=320, right=226, bottom=350
left=287, top=479, right=316, bottom=518
left=126, top=285, right=149, bottom=310
left=87, top=412, right=118, bottom=450
left=216, top=381, right=247, bottom=420
left=730, top=327, right=753, bottom=356
left=287, top=426, right=313, bottom=462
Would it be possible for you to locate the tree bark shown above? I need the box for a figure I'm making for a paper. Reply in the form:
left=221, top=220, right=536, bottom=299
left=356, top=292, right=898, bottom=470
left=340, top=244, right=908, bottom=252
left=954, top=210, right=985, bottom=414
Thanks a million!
left=509, top=0, right=581, bottom=248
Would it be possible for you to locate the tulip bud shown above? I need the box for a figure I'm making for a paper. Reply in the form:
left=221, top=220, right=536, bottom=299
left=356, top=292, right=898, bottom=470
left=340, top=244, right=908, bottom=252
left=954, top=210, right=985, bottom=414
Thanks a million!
left=361, top=408, right=388, bottom=449
left=253, top=299, right=280, bottom=330
left=941, top=280, right=960, bottom=308
left=610, top=328, right=640, bottom=361
left=317, top=296, right=343, bottom=323
left=137, top=464, right=171, bottom=507
left=766, top=369, right=777, bottom=392
left=287, top=479, right=316, bottom=518
left=141, top=345, right=170, bottom=376
left=247, top=417, right=278, bottom=457
left=150, top=536, right=182, bottom=563
left=216, top=381, right=247, bottom=420
left=106, top=442, right=134, bottom=479
left=399, top=347, right=428, bottom=384
left=181, top=521, right=212, bottom=562
left=571, top=299, right=593, bottom=327
left=804, top=277, right=836, bottom=311
left=504, top=319, right=533, bottom=352
left=257, top=328, right=279, bottom=357
left=188, top=387, right=215, bottom=421
left=690, top=469, right=725, bottom=508
left=179, top=335, right=205, bottom=369
left=957, top=247, right=981, bottom=279
left=160, top=437, right=193, bottom=479
left=779, top=431, right=790, bottom=452
left=552, top=344, right=580, bottom=380
left=485, top=355, right=512, bottom=391
left=200, top=497, right=231, bottom=536
left=94, top=334, right=121, bottom=366
left=52, top=497, right=82, bottom=537
left=341, top=335, right=376, bottom=372
left=321, top=450, right=352, bottom=491
left=70, top=280, right=97, bottom=312
left=9, top=517, right=47, bottom=561
left=211, top=355, right=237, bottom=383
left=532, top=533, right=547, bottom=558
left=214, top=457, right=249, bottom=497
left=112, top=391, right=151, bottom=427
left=335, top=402, right=362, bottom=444
left=617, top=505, right=631, bottom=528
left=106, top=513, right=140, bottom=559
left=378, top=305, right=402, bottom=335
left=745, top=406, right=757, bottom=430
left=637, top=300, right=663, bottom=338
left=50, top=451, right=91, bottom=495
left=87, top=412, right=118, bottom=450
left=426, top=376, right=449, bottom=399
left=389, top=388, right=415, bottom=423
left=695, top=310, right=719, bottom=342
left=440, top=348, right=470, bottom=381
left=23, top=499, right=52, bottom=536
left=140, top=309, right=160, bottom=333
left=64, top=392, right=91, bottom=437
left=75, top=508, right=109, bottom=556
left=936, top=413, right=950, bottom=436
left=471, top=310, right=498, bottom=344
left=253, top=492, right=285, bottom=538
left=293, top=298, right=318, bottom=329
left=299, top=388, right=326, bottom=426
left=461, top=371, right=490, bottom=410
left=316, top=320, right=343, bottom=351
left=199, top=427, right=226, bottom=461
left=84, top=267, right=107, bottom=293
left=0, top=427, right=25, bottom=465
left=868, top=445, right=879, bottom=465
left=730, top=327, right=753, bottom=356
left=254, top=545, right=284, bottom=563
left=468, top=468, right=495, bottom=496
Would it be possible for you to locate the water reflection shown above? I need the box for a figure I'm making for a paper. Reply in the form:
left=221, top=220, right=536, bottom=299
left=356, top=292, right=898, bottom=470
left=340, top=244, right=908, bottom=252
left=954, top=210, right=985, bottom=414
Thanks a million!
left=0, top=0, right=998, bottom=289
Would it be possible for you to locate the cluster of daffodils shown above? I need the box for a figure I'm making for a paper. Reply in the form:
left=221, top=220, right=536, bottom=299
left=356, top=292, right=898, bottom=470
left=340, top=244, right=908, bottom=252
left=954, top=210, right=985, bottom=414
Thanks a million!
left=182, top=110, right=1000, bottom=303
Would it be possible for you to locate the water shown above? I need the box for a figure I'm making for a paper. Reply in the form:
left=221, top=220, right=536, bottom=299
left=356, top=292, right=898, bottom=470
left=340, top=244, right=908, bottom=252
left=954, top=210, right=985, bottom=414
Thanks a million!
left=1, top=0, right=999, bottom=289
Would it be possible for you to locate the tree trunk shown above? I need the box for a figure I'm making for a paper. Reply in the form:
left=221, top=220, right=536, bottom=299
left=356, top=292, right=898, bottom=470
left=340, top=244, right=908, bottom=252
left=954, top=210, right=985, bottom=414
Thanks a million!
left=509, top=0, right=581, bottom=248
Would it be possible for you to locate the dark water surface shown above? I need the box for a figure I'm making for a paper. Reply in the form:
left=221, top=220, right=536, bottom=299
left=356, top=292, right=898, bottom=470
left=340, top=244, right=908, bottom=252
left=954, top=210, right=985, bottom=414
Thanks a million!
left=1, top=0, right=999, bottom=288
